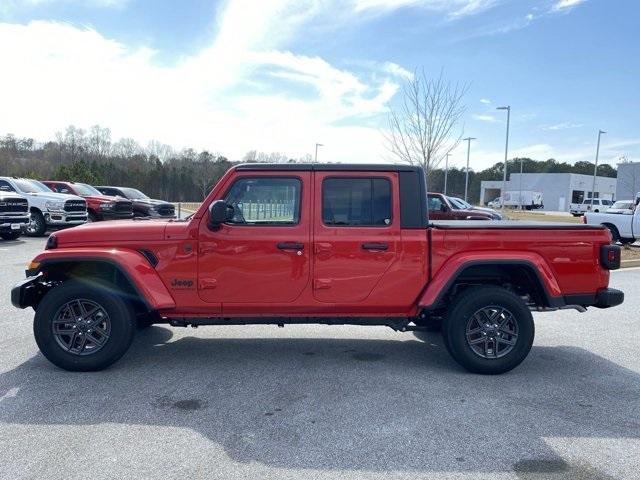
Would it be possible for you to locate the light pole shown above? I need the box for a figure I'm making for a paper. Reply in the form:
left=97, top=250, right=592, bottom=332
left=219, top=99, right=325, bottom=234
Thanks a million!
left=590, top=130, right=606, bottom=208
left=497, top=106, right=511, bottom=210
left=314, top=143, right=323, bottom=163
left=463, top=137, right=476, bottom=202
left=444, top=152, right=451, bottom=195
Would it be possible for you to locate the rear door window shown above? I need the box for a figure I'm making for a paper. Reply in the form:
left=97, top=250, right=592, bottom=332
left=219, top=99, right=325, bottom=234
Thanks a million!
left=322, top=178, right=391, bottom=226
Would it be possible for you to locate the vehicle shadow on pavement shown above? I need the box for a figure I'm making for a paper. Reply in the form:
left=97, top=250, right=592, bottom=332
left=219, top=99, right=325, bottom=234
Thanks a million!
left=1, top=326, right=638, bottom=476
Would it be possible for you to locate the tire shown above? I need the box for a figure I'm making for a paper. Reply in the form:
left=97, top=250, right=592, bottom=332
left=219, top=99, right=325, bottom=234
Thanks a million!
left=604, top=224, right=621, bottom=243
left=442, top=286, right=534, bottom=374
left=26, top=210, right=47, bottom=237
left=620, top=238, right=635, bottom=246
left=88, top=211, right=98, bottom=223
left=33, top=280, right=136, bottom=371
left=1, top=231, right=21, bottom=240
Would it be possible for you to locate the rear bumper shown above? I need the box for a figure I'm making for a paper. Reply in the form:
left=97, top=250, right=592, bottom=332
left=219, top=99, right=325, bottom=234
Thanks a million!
left=561, top=288, right=624, bottom=309
left=594, top=288, right=624, bottom=308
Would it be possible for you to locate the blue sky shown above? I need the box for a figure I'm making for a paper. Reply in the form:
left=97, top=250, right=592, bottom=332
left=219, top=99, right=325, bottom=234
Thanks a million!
left=0, top=0, right=638, bottom=170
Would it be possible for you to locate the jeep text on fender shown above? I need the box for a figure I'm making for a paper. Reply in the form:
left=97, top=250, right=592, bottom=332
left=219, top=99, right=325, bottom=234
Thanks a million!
left=11, top=164, right=624, bottom=373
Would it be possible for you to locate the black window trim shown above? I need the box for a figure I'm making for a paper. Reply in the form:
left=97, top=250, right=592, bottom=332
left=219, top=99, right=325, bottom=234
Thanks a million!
left=321, top=175, right=394, bottom=228
left=220, top=175, right=304, bottom=227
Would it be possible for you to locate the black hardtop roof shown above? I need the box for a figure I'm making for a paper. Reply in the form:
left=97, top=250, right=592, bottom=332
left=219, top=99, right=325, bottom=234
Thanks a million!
left=234, top=163, right=423, bottom=173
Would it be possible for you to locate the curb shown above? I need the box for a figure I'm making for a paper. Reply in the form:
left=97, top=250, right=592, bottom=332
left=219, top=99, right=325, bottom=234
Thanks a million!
left=621, top=259, right=640, bottom=269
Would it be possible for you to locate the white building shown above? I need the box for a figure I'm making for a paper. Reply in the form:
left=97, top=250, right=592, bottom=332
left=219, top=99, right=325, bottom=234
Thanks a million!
left=616, top=161, right=640, bottom=201
left=480, top=173, right=617, bottom=212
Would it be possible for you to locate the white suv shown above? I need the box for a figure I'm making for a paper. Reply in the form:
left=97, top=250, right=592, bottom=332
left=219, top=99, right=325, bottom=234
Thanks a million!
left=0, top=177, right=88, bottom=236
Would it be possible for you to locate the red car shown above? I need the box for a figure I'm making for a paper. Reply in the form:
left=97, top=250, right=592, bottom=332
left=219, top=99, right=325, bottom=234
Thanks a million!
left=428, top=193, right=494, bottom=220
left=43, top=181, right=133, bottom=222
left=14, top=164, right=623, bottom=374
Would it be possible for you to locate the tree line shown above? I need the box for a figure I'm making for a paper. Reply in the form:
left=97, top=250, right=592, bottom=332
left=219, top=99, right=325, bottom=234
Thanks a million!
left=0, top=126, right=616, bottom=203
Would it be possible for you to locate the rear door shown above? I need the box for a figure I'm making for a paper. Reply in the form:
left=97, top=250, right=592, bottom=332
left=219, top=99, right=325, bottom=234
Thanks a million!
left=312, top=172, right=400, bottom=303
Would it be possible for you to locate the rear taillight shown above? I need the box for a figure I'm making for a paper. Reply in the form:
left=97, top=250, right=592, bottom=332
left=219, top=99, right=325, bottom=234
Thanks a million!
left=600, top=244, right=621, bottom=270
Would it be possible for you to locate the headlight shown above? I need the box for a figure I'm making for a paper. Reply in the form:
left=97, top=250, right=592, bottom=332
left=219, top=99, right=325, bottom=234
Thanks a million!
left=45, top=201, right=64, bottom=211
left=99, top=203, right=115, bottom=210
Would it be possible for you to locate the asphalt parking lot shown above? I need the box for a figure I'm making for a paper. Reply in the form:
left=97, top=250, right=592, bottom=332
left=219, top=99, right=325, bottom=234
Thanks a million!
left=1, top=237, right=639, bottom=480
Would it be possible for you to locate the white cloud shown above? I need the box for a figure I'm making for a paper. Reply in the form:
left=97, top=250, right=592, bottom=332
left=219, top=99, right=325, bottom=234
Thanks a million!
left=541, top=122, right=584, bottom=131
left=479, top=98, right=491, bottom=104
left=551, top=0, right=587, bottom=12
left=2, top=0, right=128, bottom=10
left=352, top=0, right=496, bottom=18
left=472, top=114, right=497, bottom=122
left=0, top=11, right=405, bottom=163
left=382, top=61, right=414, bottom=80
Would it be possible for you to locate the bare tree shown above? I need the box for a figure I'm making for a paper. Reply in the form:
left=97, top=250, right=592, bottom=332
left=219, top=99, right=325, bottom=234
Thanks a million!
left=88, top=125, right=112, bottom=158
left=384, top=69, right=468, bottom=177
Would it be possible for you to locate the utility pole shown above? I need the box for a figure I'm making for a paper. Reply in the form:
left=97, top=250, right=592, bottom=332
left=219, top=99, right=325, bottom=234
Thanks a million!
left=463, top=137, right=476, bottom=202
left=497, top=106, right=511, bottom=210
left=590, top=130, right=606, bottom=207
left=314, top=143, right=323, bottom=163
left=444, top=152, right=451, bottom=195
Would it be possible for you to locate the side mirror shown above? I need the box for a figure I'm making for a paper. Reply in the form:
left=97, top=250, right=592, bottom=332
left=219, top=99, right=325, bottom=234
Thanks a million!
left=440, top=204, right=448, bottom=212
left=208, top=200, right=232, bottom=230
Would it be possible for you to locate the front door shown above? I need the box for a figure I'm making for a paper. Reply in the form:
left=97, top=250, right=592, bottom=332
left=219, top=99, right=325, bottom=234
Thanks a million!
left=198, top=173, right=311, bottom=304
left=312, top=172, right=400, bottom=303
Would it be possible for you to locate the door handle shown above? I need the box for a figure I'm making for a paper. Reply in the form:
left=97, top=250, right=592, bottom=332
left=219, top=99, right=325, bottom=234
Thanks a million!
left=361, top=242, right=388, bottom=251
left=277, top=242, right=304, bottom=250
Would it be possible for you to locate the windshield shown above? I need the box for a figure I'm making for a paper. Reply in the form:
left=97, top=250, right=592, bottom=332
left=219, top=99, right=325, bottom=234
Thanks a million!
left=75, top=183, right=103, bottom=196
left=119, top=187, right=149, bottom=199
left=449, top=197, right=472, bottom=209
left=610, top=201, right=633, bottom=209
left=14, top=179, right=52, bottom=193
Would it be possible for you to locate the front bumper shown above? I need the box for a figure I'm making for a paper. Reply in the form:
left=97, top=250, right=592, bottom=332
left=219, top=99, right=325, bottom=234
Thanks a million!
left=11, top=275, right=42, bottom=309
left=99, top=211, right=134, bottom=221
left=1, top=216, right=30, bottom=232
left=45, top=212, right=88, bottom=226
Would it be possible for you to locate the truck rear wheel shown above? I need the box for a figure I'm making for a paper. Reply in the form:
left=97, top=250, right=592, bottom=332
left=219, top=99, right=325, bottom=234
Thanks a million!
left=33, top=281, right=135, bottom=371
left=442, top=286, right=534, bottom=374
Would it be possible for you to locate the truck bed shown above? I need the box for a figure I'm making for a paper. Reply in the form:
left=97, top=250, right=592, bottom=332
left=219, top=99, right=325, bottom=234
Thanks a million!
left=431, top=220, right=605, bottom=230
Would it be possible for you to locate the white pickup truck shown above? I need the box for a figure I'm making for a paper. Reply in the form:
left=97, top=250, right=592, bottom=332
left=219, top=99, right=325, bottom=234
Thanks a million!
left=585, top=201, right=639, bottom=245
left=570, top=198, right=613, bottom=216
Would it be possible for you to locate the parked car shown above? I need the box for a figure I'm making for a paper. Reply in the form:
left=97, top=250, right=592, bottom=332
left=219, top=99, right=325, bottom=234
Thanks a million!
left=448, top=196, right=503, bottom=220
left=43, top=181, right=133, bottom=222
left=0, top=190, right=30, bottom=240
left=606, top=200, right=635, bottom=215
left=94, top=186, right=175, bottom=218
left=428, top=193, right=494, bottom=220
left=570, top=198, right=613, bottom=216
left=12, top=163, right=623, bottom=375
left=0, top=177, right=87, bottom=236
left=584, top=203, right=639, bottom=245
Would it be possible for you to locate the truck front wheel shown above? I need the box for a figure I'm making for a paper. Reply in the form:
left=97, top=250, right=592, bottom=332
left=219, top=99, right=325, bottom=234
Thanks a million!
left=442, top=286, right=534, bottom=374
left=33, top=281, right=135, bottom=371
left=26, top=211, right=46, bottom=237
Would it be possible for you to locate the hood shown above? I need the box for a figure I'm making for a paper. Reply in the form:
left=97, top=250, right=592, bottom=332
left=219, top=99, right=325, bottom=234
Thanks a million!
left=82, top=194, right=130, bottom=204
left=52, top=219, right=169, bottom=245
left=133, top=198, right=171, bottom=206
left=24, top=191, right=84, bottom=202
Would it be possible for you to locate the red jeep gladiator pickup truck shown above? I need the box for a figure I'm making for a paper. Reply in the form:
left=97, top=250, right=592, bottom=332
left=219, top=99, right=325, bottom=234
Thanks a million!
left=12, top=164, right=623, bottom=374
